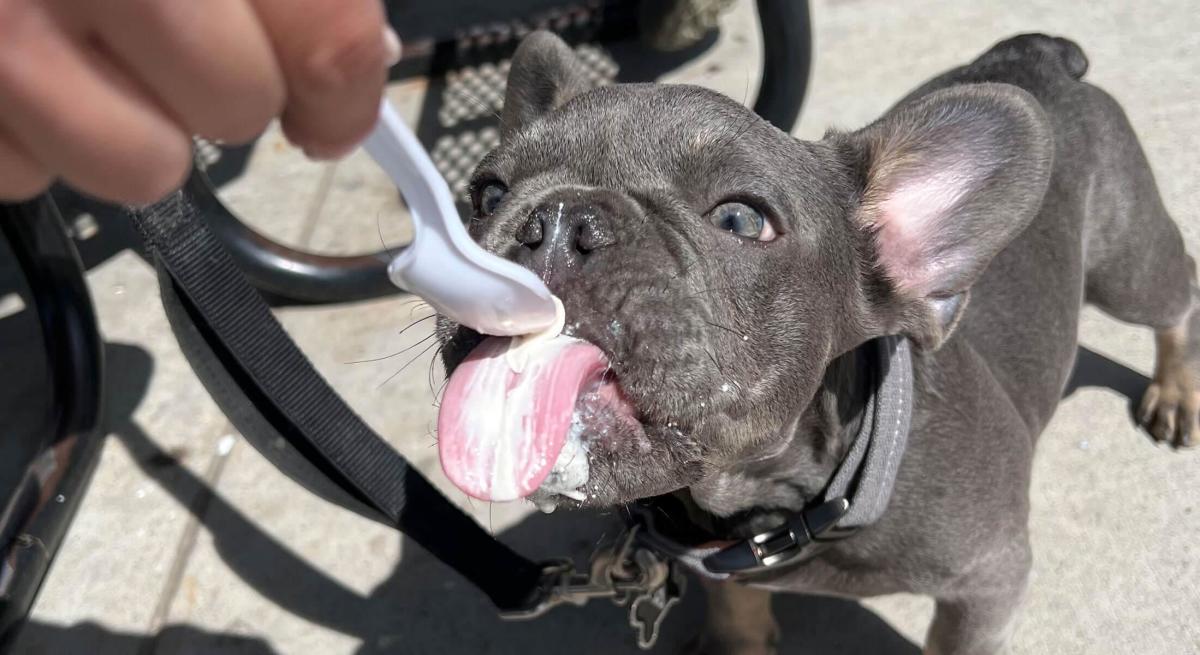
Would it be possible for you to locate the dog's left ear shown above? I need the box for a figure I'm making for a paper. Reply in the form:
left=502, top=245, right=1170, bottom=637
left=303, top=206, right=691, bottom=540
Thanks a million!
left=839, top=83, right=1053, bottom=350
left=501, top=31, right=592, bottom=140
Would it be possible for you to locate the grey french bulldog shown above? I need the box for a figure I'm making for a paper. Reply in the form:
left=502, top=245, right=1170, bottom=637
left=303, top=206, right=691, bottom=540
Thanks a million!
left=436, top=30, right=1196, bottom=654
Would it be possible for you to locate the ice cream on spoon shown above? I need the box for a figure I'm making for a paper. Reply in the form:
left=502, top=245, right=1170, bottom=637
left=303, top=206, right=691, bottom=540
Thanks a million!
left=363, top=100, right=613, bottom=503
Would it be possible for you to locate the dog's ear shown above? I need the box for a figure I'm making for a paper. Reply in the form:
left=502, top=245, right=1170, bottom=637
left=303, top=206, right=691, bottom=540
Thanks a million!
left=840, top=83, right=1053, bottom=350
left=501, top=31, right=592, bottom=140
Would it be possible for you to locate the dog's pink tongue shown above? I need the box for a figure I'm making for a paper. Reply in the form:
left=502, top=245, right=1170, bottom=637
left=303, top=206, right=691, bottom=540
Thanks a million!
left=438, top=336, right=607, bottom=501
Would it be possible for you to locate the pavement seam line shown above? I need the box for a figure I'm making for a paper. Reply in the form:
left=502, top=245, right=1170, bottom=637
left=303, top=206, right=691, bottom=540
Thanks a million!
left=140, top=424, right=239, bottom=655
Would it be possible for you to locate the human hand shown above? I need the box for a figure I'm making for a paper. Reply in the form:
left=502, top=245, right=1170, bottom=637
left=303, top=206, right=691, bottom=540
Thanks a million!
left=0, top=0, right=399, bottom=204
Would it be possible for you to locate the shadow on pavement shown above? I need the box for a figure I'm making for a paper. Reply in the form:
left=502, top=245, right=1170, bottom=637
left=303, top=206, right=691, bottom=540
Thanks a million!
left=11, top=622, right=277, bottom=655
left=18, top=341, right=1151, bottom=654
left=13, top=343, right=921, bottom=654
left=1063, top=346, right=1152, bottom=440
left=1064, top=346, right=1150, bottom=402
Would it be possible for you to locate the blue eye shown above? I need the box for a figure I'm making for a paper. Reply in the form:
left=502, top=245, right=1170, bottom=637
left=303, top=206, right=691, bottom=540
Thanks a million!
left=478, top=182, right=508, bottom=216
left=708, top=202, right=772, bottom=240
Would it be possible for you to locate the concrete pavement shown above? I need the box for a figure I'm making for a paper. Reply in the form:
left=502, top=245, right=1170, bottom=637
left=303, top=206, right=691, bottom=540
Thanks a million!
left=10, top=1, right=1200, bottom=653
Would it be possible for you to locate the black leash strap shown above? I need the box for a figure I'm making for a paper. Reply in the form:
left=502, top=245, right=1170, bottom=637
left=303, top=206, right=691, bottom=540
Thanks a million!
left=130, top=188, right=543, bottom=611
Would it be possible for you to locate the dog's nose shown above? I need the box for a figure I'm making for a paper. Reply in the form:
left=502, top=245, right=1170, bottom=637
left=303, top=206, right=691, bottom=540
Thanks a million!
left=517, top=200, right=616, bottom=280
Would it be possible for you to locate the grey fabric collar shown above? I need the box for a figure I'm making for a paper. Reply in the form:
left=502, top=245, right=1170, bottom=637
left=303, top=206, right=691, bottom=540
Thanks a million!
left=636, top=335, right=915, bottom=580
left=824, top=334, right=914, bottom=528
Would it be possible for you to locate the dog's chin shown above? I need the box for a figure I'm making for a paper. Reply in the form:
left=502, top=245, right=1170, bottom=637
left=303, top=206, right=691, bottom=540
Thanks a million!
left=524, top=371, right=650, bottom=512
left=525, top=417, right=707, bottom=515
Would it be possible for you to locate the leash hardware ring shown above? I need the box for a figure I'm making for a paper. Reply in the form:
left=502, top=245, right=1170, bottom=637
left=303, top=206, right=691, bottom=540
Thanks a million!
left=498, top=528, right=663, bottom=621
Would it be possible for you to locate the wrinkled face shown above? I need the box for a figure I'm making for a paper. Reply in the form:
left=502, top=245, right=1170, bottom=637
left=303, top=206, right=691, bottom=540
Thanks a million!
left=434, top=33, right=1052, bottom=513
left=437, top=82, right=864, bottom=509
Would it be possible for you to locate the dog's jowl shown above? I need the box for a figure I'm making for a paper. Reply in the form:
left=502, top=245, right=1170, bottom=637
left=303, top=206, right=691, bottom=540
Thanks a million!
left=436, top=31, right=1195, bottom=655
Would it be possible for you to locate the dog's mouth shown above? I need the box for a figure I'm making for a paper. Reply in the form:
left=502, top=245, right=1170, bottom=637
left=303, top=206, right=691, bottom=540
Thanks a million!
left=437, top=335, right=643, bottom=504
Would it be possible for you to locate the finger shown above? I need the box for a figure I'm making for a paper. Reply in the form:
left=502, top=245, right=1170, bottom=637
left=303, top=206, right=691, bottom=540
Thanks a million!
left=0, top=127, right=52, bottom=201
left=248, top=0, right=390, bottom=157
left=0, top=11, right=191, bottom=204
left=84, top=0, right=285, bottom=144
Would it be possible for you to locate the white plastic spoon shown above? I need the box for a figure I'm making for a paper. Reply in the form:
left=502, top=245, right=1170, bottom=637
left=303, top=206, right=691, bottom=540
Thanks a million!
left=362, top=100, right=557, bottom=337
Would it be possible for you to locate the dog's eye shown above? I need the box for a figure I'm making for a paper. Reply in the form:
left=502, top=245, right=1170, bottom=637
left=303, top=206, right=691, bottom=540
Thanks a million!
left=708, top=202, right=776, bottom=241
left=478, top=182, right=508, bottom=216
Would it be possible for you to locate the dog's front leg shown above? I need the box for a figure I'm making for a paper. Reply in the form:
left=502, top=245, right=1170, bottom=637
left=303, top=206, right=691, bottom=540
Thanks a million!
left=923, top=593, right=1023, bottom=655
left=923, top=544, right=1031, bottom=655
left=688, top=578, right=779, bottom=655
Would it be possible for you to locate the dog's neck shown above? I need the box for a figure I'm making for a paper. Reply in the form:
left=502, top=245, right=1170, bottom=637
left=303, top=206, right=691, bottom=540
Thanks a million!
left=662, top=344, right=875, bottom=541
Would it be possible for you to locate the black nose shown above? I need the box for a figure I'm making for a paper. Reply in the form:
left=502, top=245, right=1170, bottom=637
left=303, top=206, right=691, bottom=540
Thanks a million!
left=517, top=199, right=617, bottom=281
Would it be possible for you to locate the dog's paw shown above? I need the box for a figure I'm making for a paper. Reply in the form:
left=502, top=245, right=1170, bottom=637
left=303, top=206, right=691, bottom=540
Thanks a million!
left=1138, top=369, right=1200, bottom=448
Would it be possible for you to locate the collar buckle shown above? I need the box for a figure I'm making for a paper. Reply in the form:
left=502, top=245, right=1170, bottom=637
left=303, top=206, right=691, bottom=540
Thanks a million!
left=702, top=497, right=854, bottom=575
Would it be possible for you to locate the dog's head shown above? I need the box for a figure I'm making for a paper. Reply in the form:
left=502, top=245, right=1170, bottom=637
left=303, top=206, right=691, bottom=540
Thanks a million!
left=436, top=31, right=1051, bottom=515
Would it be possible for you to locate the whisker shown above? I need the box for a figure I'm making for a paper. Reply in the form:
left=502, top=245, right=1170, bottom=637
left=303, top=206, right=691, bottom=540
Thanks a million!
left=454, top=86, right=503, bottom=123
left=432, top=376, right=452, bottom=408
left=588, top=530, right=610, bottom=561
left=394, top=297, right=434, bottom=318
left=427, top=344, right=446, bottom=397
left=376, top=209, right=397, bottom=260
left=742, top=63, right=752, bottom=107
left=345, top=328, right=435, bottom=364
left=700, top=318, right=743, bottom=337
left=397, top=297, right=429, bottom=309
left=653, top=504, right=675, bottom=524
left=376, top=338, right=441, bottom=388
left=669, top=258, right=704, bottom=282
left=396, top=314, right=437, bottom=337
left=717, top=110, right=762, bottom=153
left=730, top=111, right=760, bottom=144
left=706, top=348, right=726, bottom=374
left=684, top=285, right=753, bottom=299
left=408, top=301, right=433, bottom=319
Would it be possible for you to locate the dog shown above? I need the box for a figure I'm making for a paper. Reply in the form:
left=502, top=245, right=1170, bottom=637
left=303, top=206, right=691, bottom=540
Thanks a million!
left=434, top=31, right=1196, bottom=654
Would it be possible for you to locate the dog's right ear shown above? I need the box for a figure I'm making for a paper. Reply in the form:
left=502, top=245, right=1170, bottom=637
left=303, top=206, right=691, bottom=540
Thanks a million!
left=501, top=31, right=592, bottom=140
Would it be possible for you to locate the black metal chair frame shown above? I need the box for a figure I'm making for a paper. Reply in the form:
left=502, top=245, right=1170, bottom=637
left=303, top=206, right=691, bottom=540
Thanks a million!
left=209, top=0, right=811, bottom=305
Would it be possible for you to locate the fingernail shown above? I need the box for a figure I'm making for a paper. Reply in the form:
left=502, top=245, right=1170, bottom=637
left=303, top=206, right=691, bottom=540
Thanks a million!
left=382, top=26, right=402, bottom=67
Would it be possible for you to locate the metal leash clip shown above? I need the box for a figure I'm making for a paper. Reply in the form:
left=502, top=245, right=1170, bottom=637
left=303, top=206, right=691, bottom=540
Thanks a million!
left=500, top=525, right=686, bottom=650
